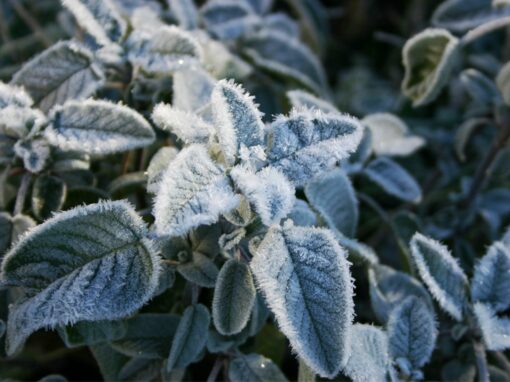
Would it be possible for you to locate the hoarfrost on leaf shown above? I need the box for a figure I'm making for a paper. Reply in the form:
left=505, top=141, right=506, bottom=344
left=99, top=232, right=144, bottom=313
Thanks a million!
left=473, top=302, right=510, bottom=351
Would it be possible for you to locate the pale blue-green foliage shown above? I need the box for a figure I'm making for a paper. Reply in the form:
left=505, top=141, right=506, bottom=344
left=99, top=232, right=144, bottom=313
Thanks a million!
left=11, top=41, right=104, bottom=113
left=410, top=233, right=468, bottom=321
left=244, top=30, right=327, bottom=94
left=0, top=200, right=161, bottom=355
left=251, top=222, right=354, bottom=378
left=211, top=79, right=265, bottom=165
left=14, top=137, right=51, bottom=173
left=471, top=242, right=510, bottom=312
left=0, top=82, right=33, bottom=109
left=305, top=168, right=358, bottom=237
left=146, top=146, right=179, bottom=194
left=60, top=320, right=127, bottom=348
left=230, top=166, right=295, bottom=226
left=126, top=26, right=203, bottom=75
left=153, top=144, right=239, bottom=237
left=387, top=297, right=437, bottom=375
left=460, top=69, right=500, bottom=104
left=228, top=353, right=288, bottom=382
left=46, top=99, right=155, bottom=155
left=172, top=67, right=215, bottom=114
left=267, top=109, right=363, bottom=186
left=169, top=0, right=199, bottom=29
left=166, top=304, right=210, bottom=372
left=287, top=89, right=339, bottom=113
left=90, top=344, right=129, bottom=381
left=369, top=264, right=433, bottom=324
left=119, top=357, right=163, bottom=381
left=263, top=13, right=299, bottom=36
left=177, top=251, right=219, bottom=288
left=287, top=199, right=318, bottom=227
left=212, top=259, right=256, bottom=335
left=31, top=175, right=67, bottom=221
left=244, top=0, right=272, bottom=14
left=201, top=0, right=259, bottom=40
left=343, top=324, right=389, bottom=382
left=111, top=314, right=180, bottom=359
left=473, top=302, right=510, bottom=351
left=364, top=157, right=422, bottom=203
left=207, top=326, right=250, bottom=353
left=335, top=230, right=378, bottom=266
left=61, top=0, right=126, bottom=45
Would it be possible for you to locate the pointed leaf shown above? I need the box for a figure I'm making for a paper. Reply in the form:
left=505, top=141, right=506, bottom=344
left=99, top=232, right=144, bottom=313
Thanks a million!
left=410, top=233, right=468, bottom=321
left=177, top=251, right=219, bottom=288
left=287, top=199, right=317, bottom=227
left=62, top=0, right=127, bottom=45
left=172, top=67, right=215, bottom=113
left=11, top=41, right=104, bottom=112
left=343, top=324, right=389, bottom=382
left=146, top=147, right=179, bottom=194
left=213, top=259, right=256, bottom=335
left=0, top=200, right=161, bottom=354
left=251, top=223, right=354, bottom=378
left=388, top=297, right=437, bottom=372
left=286, top=90, right=338, bottom=113
left=305, top=168, right=358, bottom=237
left=474, top=302, right=510, bottom=351
left=471, top=242, right=510, bottom=312
left=229, top=353, right=288, bottom=382
left=335, top=230, right=378, bottom=266
left=31, top=175, right=67, bottom=221
left=201, top=1, right=259, bottom=40
left=362, top=113, right=425, bottom=157
left=267, top=109, right=363, bottom=187
left=363, top=157, right=422, bottom=203
left=166, top=304, right=210, bottom=371
left=46, top=99, right=155, bottom=155
left=153, top=144, right=239, bottom=237
left=60, top=320, right=127, bottom=348
left=231, top=166, right=295, bottom=226
left=169, top=0, right=199, bottom=29
left=402, top=28, right=459, bottom=107
left=211, top=80, right=265, bottom=164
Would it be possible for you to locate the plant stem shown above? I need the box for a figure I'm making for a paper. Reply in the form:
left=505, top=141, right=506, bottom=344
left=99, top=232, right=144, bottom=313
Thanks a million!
left=473, top=340, right=490, bottom=382
left=206, top=357, right=223, bottom=382
left=298, top=358, right=316, bottom=382
left=13, top=173, right=31, bottom=215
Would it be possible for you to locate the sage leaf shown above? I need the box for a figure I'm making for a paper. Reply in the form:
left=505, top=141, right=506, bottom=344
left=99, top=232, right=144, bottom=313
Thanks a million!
left=0, top=200, right=161, bottom=354
left=31, top=175, right=67, bottom=221
left=473, top=302, right=510, bottom=351
left=286, top=89, right=338, bottom=113
left=146, top=147, right=179, bottom=194
left=251, top=222, right=354, bottom=378
left=168, top=0, right=199, bottom=29
left=287, top=199, right=318, bottom=227
left=229, top=353, right=288, bottom=382
left=177, top=251, right=219, bottom=288
left=60, top=320, right=127, bottom=348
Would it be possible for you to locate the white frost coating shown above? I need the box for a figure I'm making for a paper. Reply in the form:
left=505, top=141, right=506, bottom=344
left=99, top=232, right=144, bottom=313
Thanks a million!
left=474, top=302, right=510, bottom=351
left=267, top=108, right=363, bottom=186
left=471, top=242, right=510, bottom=312
left=211, top=79, right=265, bottom=165
left=0, top=200, right=161, bottom=355
left=152, top=103, right=213, bottom=144
left=0, top=106, right=46, bottom=138
left=362, top=113, right=425, bottom=157
left=230, top=165, right=295, bottom=226
left=286, top=90, right=338, bottom=113
left=0, top=82, right=33, bottom=109
left=251, top=223, right=354, bottom=378
left=45, top=99, right=155, bottom=155
left=153, top=145, right=240, bottom=237
left=343, top=324, right=389, bottom=382
left=173, top=67, right=215, bottom=114
left=410, top=233, right=468, bottom=321
left=287, top=199, right=317, bottom=227
left=146, top=146, right=179, bottom=194
left=169, top=0, right=198, bottom=29
left=14, top=138, right=51, bottom=173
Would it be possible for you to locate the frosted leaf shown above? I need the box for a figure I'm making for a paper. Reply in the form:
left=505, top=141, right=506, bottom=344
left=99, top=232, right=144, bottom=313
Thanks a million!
left=152, top=103, right=213, bottom=144
left=0, top=200, right=161, bottom=355
left=14, top=137, right=51, bottom=173
left=166, top=304, right=210, bottom=371
left=244, top=0, right=273, bottom=14
left=212, top=259, right=256, bottom=335
left=305, top=168, right=358, bottom=237
left=0, top=82, right=33, bottom=109
left=402, top=29, right=459, bottom=107
left=229, top=353, right=288, bottom=382
left=251, top=223, right=354, bottom=378
left=432, top=0, right=510, bottom=32
left=127, top=26, right=203, bottom=74
left=362, top=113, right=425, bottom=157
left=89, top=344, right=128, bottom=381
left=146, top=147, right=179, bottom=194
left=410, top=233, right=468, bottom=321
left=177, top=251, right=219, bottom=288
left=1, top=106, right=46, bottom=139
left=129, top=6, right=164, bottom=32
left=231, top=166, right=295, bottom=226
left=454, top=118, right=492, bottom=162
left=201, top=1, right=259, bottom=40
left=61, top=0, right=127, bottom=45
left=173, top=67, right=215, bottom=114
left=471, top=242, right=510, bottom=312
left=460, top=69, right=500, bottom=104
left=46, top=99, right=155, bottom=155
left=496, top=61, right=510, bottom=105
left=118, top=357, right=162, bottom=381
left=263, top=13, right=299, bottom=36
left=473, top=302, right=510, bottom=351
left=267, top=109, right=363, bottom=187
left=11, top=41, right=104, bottom=113
left=211, top=80, right=265, bottom=165
left=287, top=199, right=317, bottom=227
left=363, top=157, right=422, bottom=203
left=31, top=174, right=67, bottom=221
left=153, top=145, right=239, bottom=237
left=244, top=30, right=327, bottom=94
left=335, top=230, right=378, bottom=266
left=59, top=320, right=127, bottom=348
left=111, top=313, right=180, bottom=359
left=207, top=326, right=250, bottom=353
left=343, top=324, right=389, bottom=382
left=168, top=0, right=199, bottom=29
left=286, top=90, right=338, bottom=114
left=369, top=264, right=433, bottom=324
left=388, top=297, right=437, bottom=373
